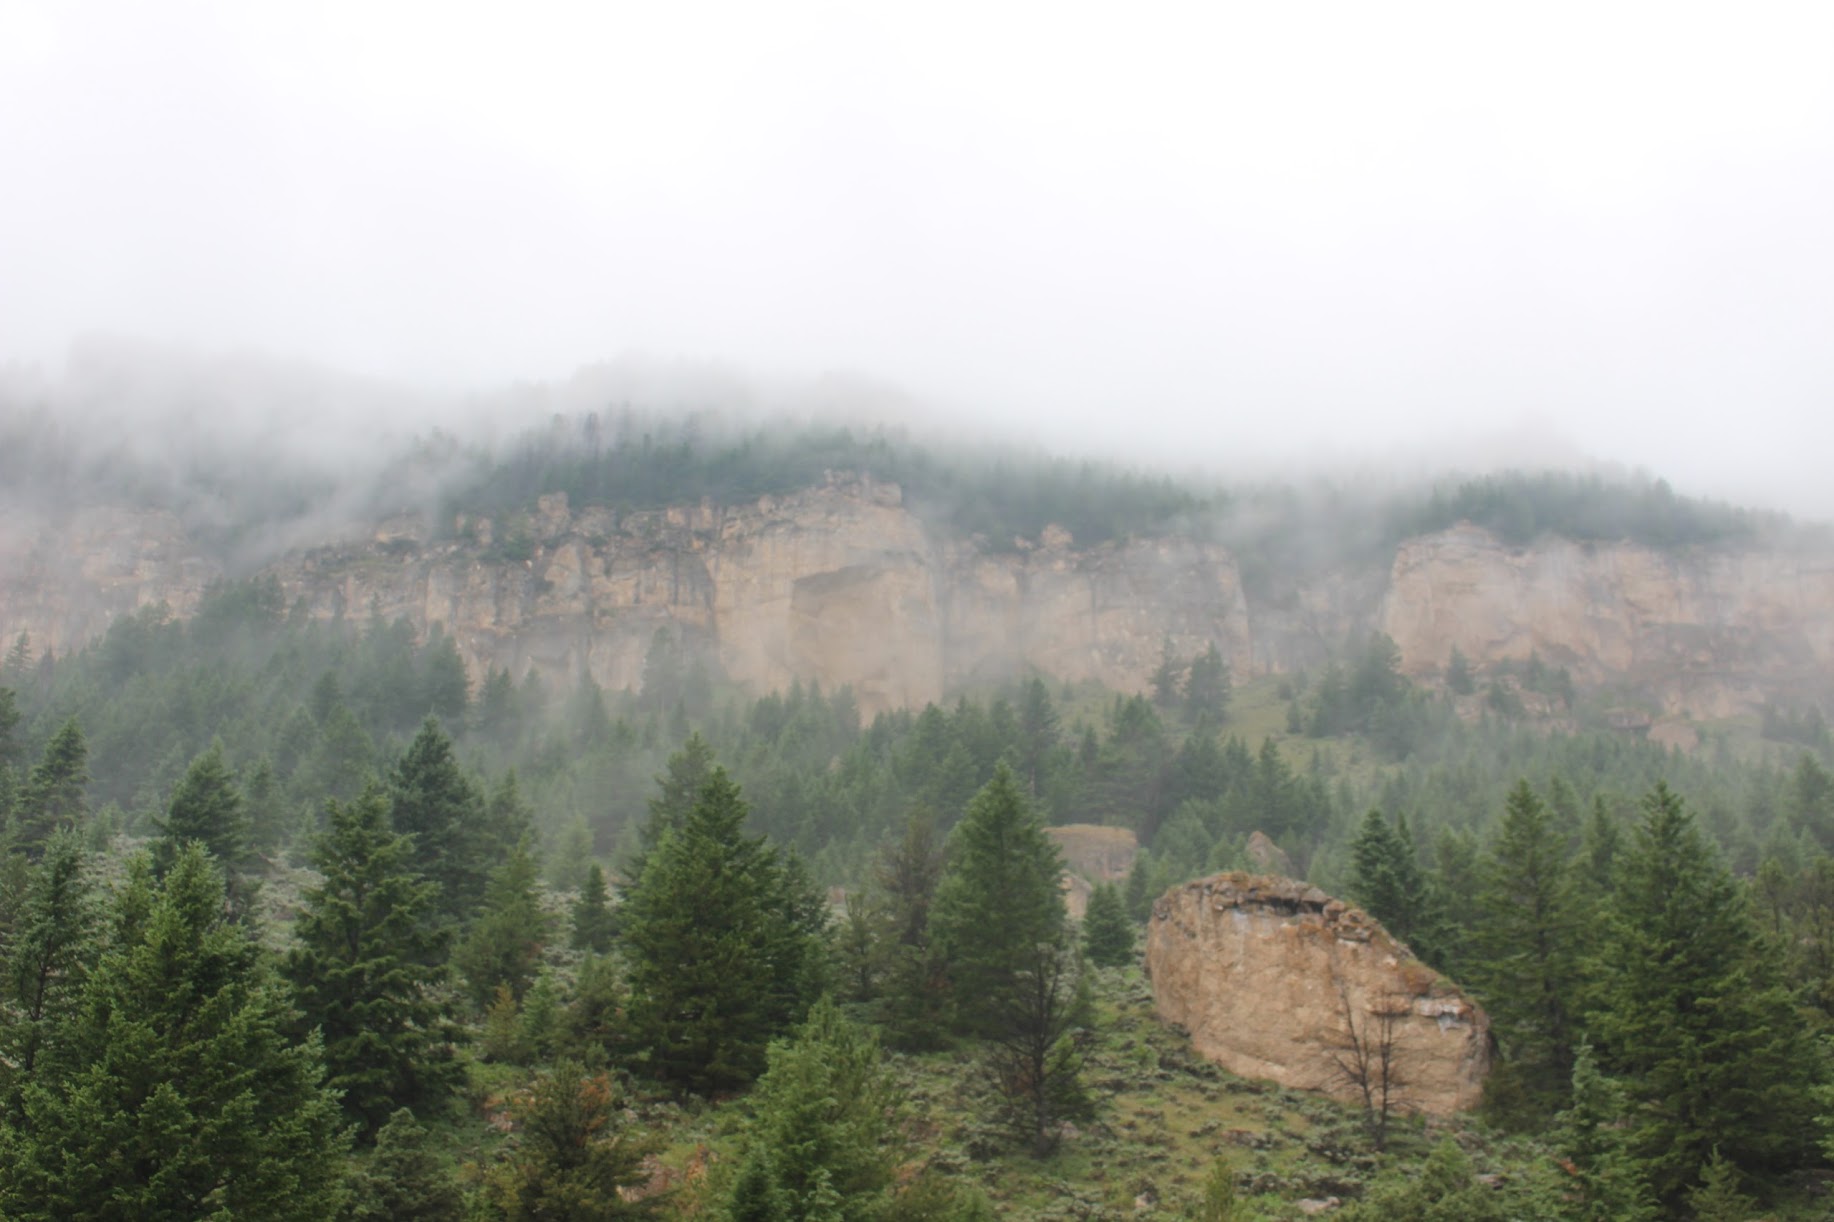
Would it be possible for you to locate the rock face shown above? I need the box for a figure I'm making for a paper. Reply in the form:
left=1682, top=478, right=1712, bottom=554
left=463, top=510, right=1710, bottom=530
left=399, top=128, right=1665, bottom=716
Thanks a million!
left=1045, top=824, right=1138, bottom=919
left=1382, top=524, right=1834, bottom=718
left=1145, top=872, right=1489, bottom=1115
left=0, top=478, right=1252, bottom=719
left=5, top=479, right=1834, bottom=723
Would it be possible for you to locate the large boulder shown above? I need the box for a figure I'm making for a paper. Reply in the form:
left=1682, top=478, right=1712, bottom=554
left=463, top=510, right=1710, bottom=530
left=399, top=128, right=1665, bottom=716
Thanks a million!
left=1145, top=872, right=1489, bottom=1115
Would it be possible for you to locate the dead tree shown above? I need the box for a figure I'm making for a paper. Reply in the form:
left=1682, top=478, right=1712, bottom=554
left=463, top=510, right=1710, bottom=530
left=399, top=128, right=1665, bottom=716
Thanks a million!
left=1323, top=980, right=1411, bottom=1149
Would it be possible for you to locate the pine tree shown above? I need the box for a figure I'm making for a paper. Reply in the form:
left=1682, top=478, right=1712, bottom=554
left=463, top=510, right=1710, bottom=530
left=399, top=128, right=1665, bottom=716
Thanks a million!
left=725, top=996, right=900, bottom=1221
left=570, top=862, right=615, bottom=953
left=1555, top=1042, right=1656, bottom=1222
left=11, top=717, right=87, bottom=857
left=930, top=765, right=1090, bottom=1152
left=1184, top=642, right=1231, bottom=723
left=869, top=812, right=950, bottom=1049
left=1445, top=646, right=1475, bottom=696
left=1591, top=781, right=1820, bottom=1204
left=1149, top=637, right=1184, bottom=709
left=0, top=844, right=346, bottom=1219
left=0, top=830, right=96, bottom=1111
left=154, top=742, right=257, bottom=916
left=389, top=716, right=497, bottom=923
left=1471, top=780, right=1579, bottom=1118
left=481, top=1059, right=658, bottom=1219
left=454, top=839, right=550, bottom=1010
left=0, top=685, right=20, bottom=771
left=930, top=763, right=1067, bottom=1039
left=243, top=755, right=288, bottom=855
left=284, top=784, right=462, bottom=1135
left=1081, top=881, right=1134, bottom=968
left=1194, top=1159, right=1246, bottom=1221
left=1347, top=809, right=1441, bottom=962
left=630, top=731, right=717, bottom=876
left=343, top=1107, right=466, bottom=1221
left=622, top=766, right=827, bottom=1093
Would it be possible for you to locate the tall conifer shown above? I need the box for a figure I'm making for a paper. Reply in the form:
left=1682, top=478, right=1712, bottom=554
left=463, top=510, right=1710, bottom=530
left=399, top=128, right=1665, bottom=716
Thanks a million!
left=1592, top=781, right=1820, bottom=1203
left=0, top=845, right=345, bottom=1218
left=621, top=766, right=826, bottom=1093
left=285, top=784, right=461, bottom=1135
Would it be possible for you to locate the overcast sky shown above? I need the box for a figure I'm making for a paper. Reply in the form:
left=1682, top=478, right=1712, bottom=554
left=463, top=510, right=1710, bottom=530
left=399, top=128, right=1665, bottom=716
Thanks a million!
left=3, top=2, right=1832, bottom=514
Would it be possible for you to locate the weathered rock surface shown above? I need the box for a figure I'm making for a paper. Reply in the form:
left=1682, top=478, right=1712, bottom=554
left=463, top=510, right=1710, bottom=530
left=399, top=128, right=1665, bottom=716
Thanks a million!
left=6, top=480, right=1834, bottom=722
left=0, top=478, right=1251, bottom=719
left=1045, top=824, right=1138, bottom=919
left=1383, top=523, right=1834, bottom=718
left=1146, top=872, right=1489, bottom=1115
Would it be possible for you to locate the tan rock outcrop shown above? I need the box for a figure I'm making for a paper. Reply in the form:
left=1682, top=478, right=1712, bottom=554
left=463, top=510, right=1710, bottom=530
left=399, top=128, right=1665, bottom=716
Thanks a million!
left=1146, top=872, right=1489, bottom=1115
left=1383, top=524, right=1834, bottom=717
left=7, top=488, right=1834, bottom=725
left=1046, top=824, right=1138, bottom=918
left=0, top=478, right=1252, bottom=719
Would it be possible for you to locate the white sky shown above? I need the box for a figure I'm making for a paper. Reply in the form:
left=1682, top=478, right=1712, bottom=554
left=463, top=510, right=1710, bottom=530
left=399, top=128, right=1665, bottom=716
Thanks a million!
left=3, top=1, right=1832, bottom=514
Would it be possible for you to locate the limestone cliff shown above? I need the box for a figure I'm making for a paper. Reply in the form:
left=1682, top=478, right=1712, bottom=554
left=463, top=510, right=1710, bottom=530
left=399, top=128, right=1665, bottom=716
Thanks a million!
left=0, top=478, right=1251, bottom=718
left=5, top=480, right=1834, bottom=723
left=1382, top=524, right=1834, bottom=718
left=1146, top=873, right=1489, bottom=1115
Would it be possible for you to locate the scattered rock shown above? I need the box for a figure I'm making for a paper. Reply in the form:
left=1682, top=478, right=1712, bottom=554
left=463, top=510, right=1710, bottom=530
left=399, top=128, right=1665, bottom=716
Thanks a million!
left=1245, top=830, right=1294, bottom=877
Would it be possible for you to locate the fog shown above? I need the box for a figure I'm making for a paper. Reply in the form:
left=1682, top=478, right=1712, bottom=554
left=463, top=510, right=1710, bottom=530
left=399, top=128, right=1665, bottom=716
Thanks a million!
left=3, top=2, right=1832, bottom=518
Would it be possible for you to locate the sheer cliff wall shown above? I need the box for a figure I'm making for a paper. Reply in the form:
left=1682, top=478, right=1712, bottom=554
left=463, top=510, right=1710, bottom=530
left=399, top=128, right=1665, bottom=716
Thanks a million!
left=4, top=479, right=1832, bottom=719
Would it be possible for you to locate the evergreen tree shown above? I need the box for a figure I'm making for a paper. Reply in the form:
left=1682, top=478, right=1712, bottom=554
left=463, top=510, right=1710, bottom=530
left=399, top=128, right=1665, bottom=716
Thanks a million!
left=343, top=1107, right=465, bottom=1221
left=1194, top=1159, right=1246, bottom=1221
left=930, top=763, right=1067, bottom=1038
left=153, top=742, right=257, bottom=915
left=0, top=830, right=95, bottom=1111
left=242, top=755, right=288, bottom=855
left=930, top=765, right=1090, bottom=1152
left=1687, top=1152, right=1761, bottom=1222
left=419, top=628, right=471, bottom=726
left=724, top=996, right=900, bottom=1221
left=389, top=716, right=496, bottom=922
left=621, top=767, right=827, bottom=1093
left=1184, top=641, right=1231, bottom=723
left=0, top=685, right=20, bottom=770
left=1081, top=881, right=1134, bottom=968
left=1591, top=781, right=1821, bottom=1204
left=630, top=731, right=717, bottom=877
left=481, top=1059, right=657, bottom=1219
left=454, top=839, right=550, bottom=1010
left=986, top=935, right=1093, bottom=1154
left=570, top=862, right=615, bottom=953
left=11, top=717, right=87, bottom=857
left=284, top=784, right=462, bottom=1135
left=1149, top=637, right=1184, bottom=709
left=1445, top=646, right=1475, bottom=696
left=1471, top=780, right=1579, bottom=1118
left=1346, top=809, right=1441, bottom=962
left=1555, top=1042, right=1656, bottom=1222
left=870, top=812, right=950, bottom=1050
left=0, top=845, right=345, bottom=1219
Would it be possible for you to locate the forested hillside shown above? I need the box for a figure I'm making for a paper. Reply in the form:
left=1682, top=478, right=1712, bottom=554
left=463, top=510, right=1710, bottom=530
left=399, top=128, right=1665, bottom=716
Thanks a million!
left=3, top=557, right=1834, bottom=1216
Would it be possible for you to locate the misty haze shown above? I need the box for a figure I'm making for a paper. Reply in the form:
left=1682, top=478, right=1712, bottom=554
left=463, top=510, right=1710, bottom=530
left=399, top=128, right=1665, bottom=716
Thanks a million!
left=3, top=3, right=1834, bottom=1219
